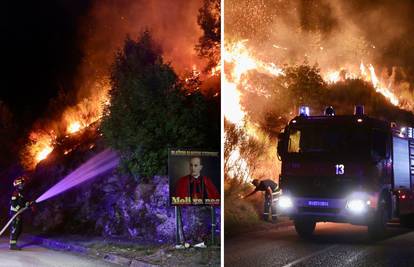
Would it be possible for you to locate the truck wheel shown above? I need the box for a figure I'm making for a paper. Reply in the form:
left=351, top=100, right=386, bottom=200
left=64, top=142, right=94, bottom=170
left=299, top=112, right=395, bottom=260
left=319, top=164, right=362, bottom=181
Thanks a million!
left=294, top=219, right=316, bottom=239
left=368, top=198, right=388, bottom=239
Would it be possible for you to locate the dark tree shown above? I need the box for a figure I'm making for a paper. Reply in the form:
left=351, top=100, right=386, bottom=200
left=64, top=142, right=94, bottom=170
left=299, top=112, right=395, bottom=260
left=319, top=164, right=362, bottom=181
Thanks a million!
left=196, top=0, right=221, bottom=72
left=284, top=63, right=326, bottom=110
left=102, top=31, right=218, bottom=178
left=0, top=101, right=18, bottom=167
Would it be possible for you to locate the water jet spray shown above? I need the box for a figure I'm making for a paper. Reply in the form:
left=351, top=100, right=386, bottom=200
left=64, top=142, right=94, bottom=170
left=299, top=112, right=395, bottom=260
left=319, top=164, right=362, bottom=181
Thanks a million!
left=0, top=148, right=119, bottom=237
left=35, top=148, right=119, bottom=203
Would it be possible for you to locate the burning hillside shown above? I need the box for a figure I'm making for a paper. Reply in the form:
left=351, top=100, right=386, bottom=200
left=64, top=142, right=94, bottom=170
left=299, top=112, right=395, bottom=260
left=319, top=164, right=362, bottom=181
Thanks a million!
left=224, top=40, right=408, bottom=127
left=20, top=79, right=110, bottom=170
left=20, top=0, right=219, bottom=171
left=224, top=0, right=414, bottom=181
left=224, top=0, right=414, bottom=127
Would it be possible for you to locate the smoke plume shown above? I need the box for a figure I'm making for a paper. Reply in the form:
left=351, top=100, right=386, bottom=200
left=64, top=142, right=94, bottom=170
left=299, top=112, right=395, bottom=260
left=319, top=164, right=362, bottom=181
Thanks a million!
left=76, top=0, right=204, bottom=100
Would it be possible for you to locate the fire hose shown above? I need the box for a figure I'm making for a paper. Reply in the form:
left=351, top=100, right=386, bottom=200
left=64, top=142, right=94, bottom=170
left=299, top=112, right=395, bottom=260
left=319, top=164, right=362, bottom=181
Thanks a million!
left=0, top=206, right=30, bottom=237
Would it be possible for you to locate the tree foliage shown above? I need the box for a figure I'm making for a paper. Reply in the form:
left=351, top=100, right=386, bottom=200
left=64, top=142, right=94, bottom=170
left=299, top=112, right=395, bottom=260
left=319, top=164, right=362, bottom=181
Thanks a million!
left=0, top=101, right=18, bottom=167
left=196, top=0, right=221, bottom=72
left=241, top=62, right=414, bottom=138
left=102, top=31, right=219, bottom=178
left=284, top=63, right=326, bottom=109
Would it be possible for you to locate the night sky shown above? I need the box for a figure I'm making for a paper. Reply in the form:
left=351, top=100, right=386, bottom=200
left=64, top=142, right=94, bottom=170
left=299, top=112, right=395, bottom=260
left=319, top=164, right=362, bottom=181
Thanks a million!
left=0, top=1, right=90, bottom=124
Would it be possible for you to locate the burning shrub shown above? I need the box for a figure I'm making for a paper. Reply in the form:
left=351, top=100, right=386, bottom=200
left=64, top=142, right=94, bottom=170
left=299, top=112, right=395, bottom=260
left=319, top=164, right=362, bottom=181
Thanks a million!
left=101, top=31, right=219, bottom=178
left=224, top=119, right=267, bottom=181
left=224, top=119, right=278, bottom=236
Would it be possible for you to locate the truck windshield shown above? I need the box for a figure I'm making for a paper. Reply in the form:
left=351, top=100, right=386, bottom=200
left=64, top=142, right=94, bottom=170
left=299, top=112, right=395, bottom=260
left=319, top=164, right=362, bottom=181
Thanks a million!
left=287, top=124, right=369, bottom=158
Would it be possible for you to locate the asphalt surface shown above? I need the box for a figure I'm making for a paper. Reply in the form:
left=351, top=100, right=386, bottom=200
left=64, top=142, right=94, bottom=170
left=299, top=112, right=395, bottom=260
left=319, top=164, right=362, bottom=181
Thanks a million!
left=0, top=237, right=119, bottom=267
left=225, top=221, right=414, bottom=266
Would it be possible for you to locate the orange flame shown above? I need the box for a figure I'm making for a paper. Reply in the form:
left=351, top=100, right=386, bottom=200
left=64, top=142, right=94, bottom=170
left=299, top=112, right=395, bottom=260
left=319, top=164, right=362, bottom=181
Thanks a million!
left=36, top=145, right=53, bottom=162
left=223, top=40, right=405, bottom=180
left=22, top=130, right=57, bottom=170
left=63, top=79, right=111, bottom=135
left=224, top=40, right=284, bottom=125
left=23, top=78, right=111, bottom=169
left=225, top=40, right=402, bottom=129
left=324, top=63, right=399, bottom=106
left=210, top=64, right=221, bottom=76
left=67, top=122, right=82, bottom=134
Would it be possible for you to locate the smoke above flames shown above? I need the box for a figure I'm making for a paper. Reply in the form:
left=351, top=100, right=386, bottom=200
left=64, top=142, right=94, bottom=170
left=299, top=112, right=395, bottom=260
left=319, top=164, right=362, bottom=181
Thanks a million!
left=224, top=0, right=414, bottom=124
left=224, top=0, right=414, bottom=181
left=226, top=0, right=414, bottom=69
left=77, top=0, right=204, bottom=95
left=23, top=0, right=208, bottom=170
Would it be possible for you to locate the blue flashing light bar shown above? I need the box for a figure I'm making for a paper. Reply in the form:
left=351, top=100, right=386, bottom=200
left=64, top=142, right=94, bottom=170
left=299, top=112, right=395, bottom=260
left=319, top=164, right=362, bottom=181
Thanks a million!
left=299, top=106, right=310, bottom=117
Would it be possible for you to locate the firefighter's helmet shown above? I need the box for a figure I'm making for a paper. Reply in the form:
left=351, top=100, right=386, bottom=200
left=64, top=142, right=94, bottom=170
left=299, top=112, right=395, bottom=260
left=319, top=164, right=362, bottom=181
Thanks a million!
left=13, top=175, right=27, bottom=188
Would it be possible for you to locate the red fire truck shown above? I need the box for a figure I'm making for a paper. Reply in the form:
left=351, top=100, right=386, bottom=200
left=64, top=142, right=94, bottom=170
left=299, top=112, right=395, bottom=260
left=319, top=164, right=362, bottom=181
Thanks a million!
left=276, top=105, right=414, bottom=238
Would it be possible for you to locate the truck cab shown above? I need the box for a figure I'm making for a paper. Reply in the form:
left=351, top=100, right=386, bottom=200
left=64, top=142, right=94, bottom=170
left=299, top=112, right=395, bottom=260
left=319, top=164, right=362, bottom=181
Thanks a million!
left=277, top=106, right=414, bottom=238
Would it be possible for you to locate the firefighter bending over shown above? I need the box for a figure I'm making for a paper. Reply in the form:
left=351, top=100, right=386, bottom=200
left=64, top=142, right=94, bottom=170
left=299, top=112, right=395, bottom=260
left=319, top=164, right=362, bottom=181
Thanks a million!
left=10, top=175, right=34, bottom=250
left=243, top=179, right=280, bottom=222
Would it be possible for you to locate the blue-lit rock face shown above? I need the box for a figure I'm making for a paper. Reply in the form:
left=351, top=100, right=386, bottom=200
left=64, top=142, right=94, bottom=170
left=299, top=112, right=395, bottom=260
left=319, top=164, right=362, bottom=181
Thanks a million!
left=31, top=171, right=220, bottom=243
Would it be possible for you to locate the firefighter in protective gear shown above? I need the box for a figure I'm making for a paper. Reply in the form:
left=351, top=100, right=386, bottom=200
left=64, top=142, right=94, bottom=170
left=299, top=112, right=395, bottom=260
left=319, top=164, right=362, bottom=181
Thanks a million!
left=243, top=179, right=280, bottom=222
left=9, top=175, right=33, bottom=250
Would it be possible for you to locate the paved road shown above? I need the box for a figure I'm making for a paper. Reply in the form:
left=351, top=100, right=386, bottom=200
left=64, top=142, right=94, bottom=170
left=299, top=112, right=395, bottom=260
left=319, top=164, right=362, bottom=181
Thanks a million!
left=0, top=238, right=118, bottom=267
left=225, top=222, right=414, bottom=266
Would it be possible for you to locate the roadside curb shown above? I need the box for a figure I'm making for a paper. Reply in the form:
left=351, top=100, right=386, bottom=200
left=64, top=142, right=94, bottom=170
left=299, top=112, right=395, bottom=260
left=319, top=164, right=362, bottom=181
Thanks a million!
left=23, top=234, right=159, bottom=267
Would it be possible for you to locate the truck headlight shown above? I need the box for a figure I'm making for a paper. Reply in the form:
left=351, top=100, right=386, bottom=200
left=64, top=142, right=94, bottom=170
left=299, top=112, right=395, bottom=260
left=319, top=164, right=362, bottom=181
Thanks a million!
left=278, top=196, right=293, bottom=209
left=346, top=199, right=367, bottom=213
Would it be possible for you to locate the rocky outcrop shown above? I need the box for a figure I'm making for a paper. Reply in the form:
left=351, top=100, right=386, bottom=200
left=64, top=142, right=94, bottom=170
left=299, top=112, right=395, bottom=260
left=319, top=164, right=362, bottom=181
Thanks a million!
left=31, top=169, right=220, bottom=243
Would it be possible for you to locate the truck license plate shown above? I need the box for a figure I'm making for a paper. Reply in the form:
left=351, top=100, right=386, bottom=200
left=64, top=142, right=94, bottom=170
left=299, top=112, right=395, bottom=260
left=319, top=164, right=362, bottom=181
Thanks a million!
left=307, top=200, right=329, bottom=207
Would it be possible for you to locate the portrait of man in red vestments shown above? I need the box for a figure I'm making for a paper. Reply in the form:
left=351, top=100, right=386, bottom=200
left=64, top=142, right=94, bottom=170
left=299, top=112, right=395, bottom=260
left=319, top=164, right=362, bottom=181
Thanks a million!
left=170, top=153, right=220, bottom=206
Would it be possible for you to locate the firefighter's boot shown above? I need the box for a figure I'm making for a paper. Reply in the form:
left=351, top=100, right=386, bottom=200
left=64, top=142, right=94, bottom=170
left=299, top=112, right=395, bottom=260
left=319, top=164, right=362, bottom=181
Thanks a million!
left=9, top=242, right=20, bottom=250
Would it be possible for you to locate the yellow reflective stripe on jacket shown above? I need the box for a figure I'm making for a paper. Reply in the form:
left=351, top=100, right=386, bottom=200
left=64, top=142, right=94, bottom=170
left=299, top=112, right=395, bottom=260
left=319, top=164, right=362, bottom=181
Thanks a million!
left=10, top=240, right=16, bottom=244
left=10, top=206, right=19, bottom=212
left=11, top=196, right=16, bottom=200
